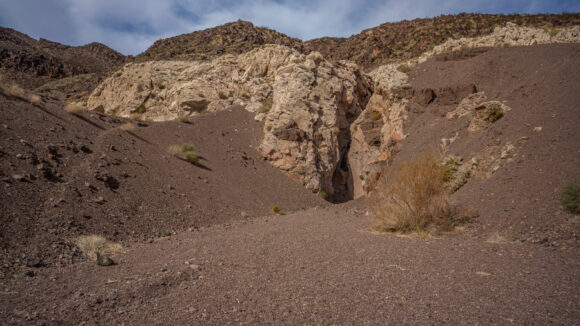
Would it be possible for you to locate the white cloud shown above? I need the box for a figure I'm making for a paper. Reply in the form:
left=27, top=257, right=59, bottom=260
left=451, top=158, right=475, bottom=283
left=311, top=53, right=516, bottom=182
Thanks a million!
left=0, top=0, right=577, bottom=55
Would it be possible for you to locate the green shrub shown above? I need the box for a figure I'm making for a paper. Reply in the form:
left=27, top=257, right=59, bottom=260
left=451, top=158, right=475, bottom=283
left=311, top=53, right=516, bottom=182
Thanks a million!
left=370, top=111, right=382, bottom=121
left=486, top=103, right=503, bottom=122
left=560, top=182, right=580, bottom=214
left=270, top=205, right=282, bottom=215
left=397, top=64, right=411, bottom=74
left=259, top=96, right=273, bottom=113
left=318, top=190, right=328, bottom=199
left=183, top=151, right=199, bottom=164
left=158, top=84, right=166, bottom=90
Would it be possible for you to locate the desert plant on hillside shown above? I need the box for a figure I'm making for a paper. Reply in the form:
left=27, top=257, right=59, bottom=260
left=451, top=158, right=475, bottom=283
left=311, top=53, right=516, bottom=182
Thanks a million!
left=486, top=103, right=503, bottom=122
left=64, top=103, right=86, bottom=115
left=178, top=115, right=190, bottom=123
left=318, top=190, right=328, bottom=200
left=218, top=91, right=228, bottom=99
left=270, top=205, right=282, bottom=215
left=27, top=94, right=41, bottom=105
left=168, top=143, right=199, bottom=164
left=259, top=96, right=273, bottom=113
left=74, top=235, right=122, bottom=261
left=158, top=84, right=166, bottom=90
left=371, top=153, right=459, bottom=233
left=134, top=103, right=146, bottom=114
left=397, top=64, right=411, bottom=74
left=370, top=111, right=382, bottom=121
left=560, top=182, right=580, bottom=214
left=119, top=122, right=135, bottom=131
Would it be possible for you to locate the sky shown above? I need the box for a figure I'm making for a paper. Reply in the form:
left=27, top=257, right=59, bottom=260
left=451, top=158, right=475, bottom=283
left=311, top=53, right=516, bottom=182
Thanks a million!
left=0, top=0, right=578, bottom=55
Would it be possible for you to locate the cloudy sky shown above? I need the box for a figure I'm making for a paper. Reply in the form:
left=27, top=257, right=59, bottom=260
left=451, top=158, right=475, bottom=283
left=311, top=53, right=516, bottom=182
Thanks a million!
left=0, top=0, right=577, bottom=55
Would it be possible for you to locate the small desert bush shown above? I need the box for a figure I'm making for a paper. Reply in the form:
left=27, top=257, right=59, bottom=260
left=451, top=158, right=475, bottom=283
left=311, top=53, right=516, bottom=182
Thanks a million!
left=130, top=113, right=143, bottom=120
left=486, top=103, right=503, bottom=122
left=560, top=182, right=580, bottom=214
left=397, top=64, right=411, bottom=74
left=178, top=115, right=190, bottom=123
left=372, top=153, right=458, bottom=233
left=168, top=143, right=199, bottom=164
left=370, top=111, right=382, bottom=121
left=218, top=91, right=228, bottom=99
left=318, top=190, right=328, bottom=200
left=158, top=84, right=166, bottom=90
left=64, top=103, right=86, bottom=115
left=74, top=235, right=122, bottom=261
left=270, top=205, right=282, bottom=215
left=259, top=96, right=273, bottom=113
left=27, top=94, right=41, bottom=105
left=119, top=122, right=135, bottom=131
left=401, top=83, right=412, bottom=90
left=115, top=72, right=123, bottom=77
left=134, top=103, right=146, bottom=114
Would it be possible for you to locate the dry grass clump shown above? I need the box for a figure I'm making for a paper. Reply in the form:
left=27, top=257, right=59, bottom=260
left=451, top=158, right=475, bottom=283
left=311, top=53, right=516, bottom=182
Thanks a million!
left=64, top=103, right=86, bottom=115
left=485, top=103, right=503, bottom=122
left=177, top=115, right=190, bottom=123
left=27, top=94, right=41, bottom=105
left=370, top=111, right=382, bottom=121
left=74, top=235, right=122, bottom=261
left=119, top=122, right=135, bottom=131
left=168, top=143, right=199, bottom=164
left=259, top=96, right=273, bottom=113
left=397, top=64, right=411, bottom=74
left=270, top=205, right=282, bottom=215
left=371, top=153, right=466, bottom=234
left=560, top=182, right=580, bottom=214
left=5, top=84, right=25, bottom=97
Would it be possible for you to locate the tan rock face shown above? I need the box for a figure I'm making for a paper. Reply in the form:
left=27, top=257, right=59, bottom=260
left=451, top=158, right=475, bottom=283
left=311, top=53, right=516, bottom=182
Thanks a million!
left=348, top=64, right=409, bottom=198
left=87, top=45, right=302, bottom=121
left=259, top=53, right=373, bottom=200
left=88, top=45, right=373, bottom=201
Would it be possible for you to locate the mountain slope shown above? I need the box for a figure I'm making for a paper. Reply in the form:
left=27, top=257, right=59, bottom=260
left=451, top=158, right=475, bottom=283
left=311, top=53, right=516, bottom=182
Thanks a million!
left=0, top=27, right=127, bottom=99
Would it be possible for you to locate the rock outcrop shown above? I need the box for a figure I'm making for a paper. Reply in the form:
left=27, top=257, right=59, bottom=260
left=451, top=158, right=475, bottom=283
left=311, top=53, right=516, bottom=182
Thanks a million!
left=259, top=52, right=372, bottom=201
left=87, top=45, right=373, bottom=200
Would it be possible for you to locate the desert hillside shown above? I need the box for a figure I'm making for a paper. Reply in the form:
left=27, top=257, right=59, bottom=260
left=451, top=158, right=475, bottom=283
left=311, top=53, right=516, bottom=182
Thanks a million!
left=0, top=13, right=579, bottom=325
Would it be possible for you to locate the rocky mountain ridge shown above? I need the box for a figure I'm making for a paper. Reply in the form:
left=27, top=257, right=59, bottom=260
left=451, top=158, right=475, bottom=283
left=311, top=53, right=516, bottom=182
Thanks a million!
left=138, top=13, right=580, bottom=69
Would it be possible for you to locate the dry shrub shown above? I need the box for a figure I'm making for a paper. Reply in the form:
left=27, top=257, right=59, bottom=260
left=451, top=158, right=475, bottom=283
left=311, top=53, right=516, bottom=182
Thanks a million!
left=119, top=122, right=135, bottom=131
left=28, top=94, right=41, bottom=105
left=7, top=84, right=25, bottom=97
left=371, top=153, right=461, bottom=233
left=74, top=235, right=122, bottom=261
left=64, top=103, right=86, bottom=115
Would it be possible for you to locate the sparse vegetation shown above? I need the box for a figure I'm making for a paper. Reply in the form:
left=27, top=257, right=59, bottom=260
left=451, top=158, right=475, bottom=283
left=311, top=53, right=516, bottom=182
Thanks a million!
left=27, top=94, right=41, bottom=105
left=168, top=143, right=199, bottom=164
left=158, top=228, right=172, bottom=237
left=119, top=122, right=135, bottom=131
left=397, top=64, right=411, bottom=74
left=130, top=113, right=143, bottom=120
left=7, top=84, right=24, bottom=97
left=371, top=153, right=463, bottom=234
left=560, top=182, right=580, bottom=214
left=266, top=125, right=272, bottom=131
left=270, top=205, right=282, bottom=215
left=218, top=91, right=228, bottom=99
left=370, top=111, right=382, bottom=121
left=115, top=72, right=123, bottom=77
left=134, top=103, right=146, bottom=114
left=486, top=103, right=503, bottom=122
left=158, top=84, right=166, bottom=90
left=259, top=96, right=273, bottom=113
left=74, top=235, right=122, bottom=261
left=64, top=103, right=86, bottom=115
left=178, top=115, right=190, bottom=123
left=318, top=190, right=328, bottom=199
left=401, top=83, right=412, bottom=90
left=441, top=156, right=471, bottom=192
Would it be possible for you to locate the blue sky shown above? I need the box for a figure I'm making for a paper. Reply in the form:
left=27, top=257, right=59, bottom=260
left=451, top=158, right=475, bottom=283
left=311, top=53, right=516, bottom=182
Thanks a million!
left=0, top=0, right=578, bottom=55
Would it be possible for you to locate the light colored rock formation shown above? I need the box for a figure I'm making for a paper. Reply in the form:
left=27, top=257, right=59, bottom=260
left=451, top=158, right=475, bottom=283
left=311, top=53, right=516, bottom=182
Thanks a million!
left=348, top=65, right=409, bottom=198
left=259, top=53, right=373, bottom=200
left=87, top=45, right=303, bottom=120
left=418, top=23, right=580, bottom=63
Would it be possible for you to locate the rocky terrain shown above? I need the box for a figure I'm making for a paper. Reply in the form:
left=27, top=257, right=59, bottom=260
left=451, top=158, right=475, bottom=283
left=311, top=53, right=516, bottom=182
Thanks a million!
left=0, top=27, right=126, bottom=101
left=0, top=14, right=579, bottom=325
left=138, top=13, right=580, bottom=69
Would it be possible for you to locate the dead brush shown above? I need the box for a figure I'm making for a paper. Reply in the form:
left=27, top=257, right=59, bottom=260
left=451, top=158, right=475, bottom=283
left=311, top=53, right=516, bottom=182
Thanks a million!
left=370, top=153, right=468, bottom=234
left=74, top=235, right=122, bottom=261
left=64, top=103, right=86, bottom=115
